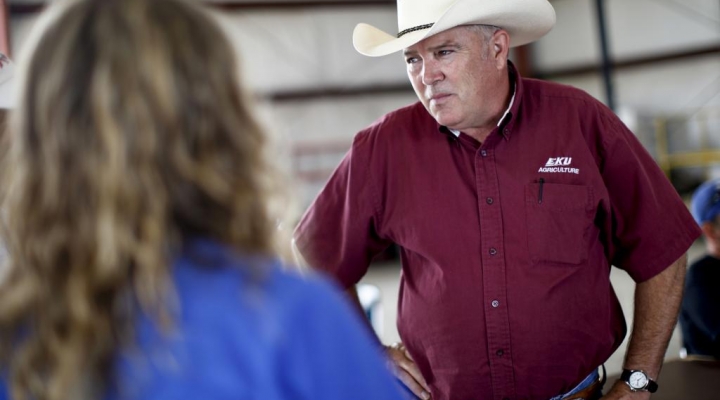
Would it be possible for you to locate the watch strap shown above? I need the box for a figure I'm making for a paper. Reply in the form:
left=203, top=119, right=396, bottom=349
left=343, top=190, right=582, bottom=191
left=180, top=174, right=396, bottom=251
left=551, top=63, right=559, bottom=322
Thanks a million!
left=620, top=369, right=632, bottom=381
left=646, top=379, right=658, bottom=393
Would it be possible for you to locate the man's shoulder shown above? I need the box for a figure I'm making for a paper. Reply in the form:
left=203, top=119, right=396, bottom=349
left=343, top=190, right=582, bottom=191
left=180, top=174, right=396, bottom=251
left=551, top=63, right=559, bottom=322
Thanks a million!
left=353, top=101, right=430, bottom=148
left=386, top=100, right=429, bottom=121
left=522, top=77, right=602, bottom=106
left=520, top=77, right=619, bottom=133
left=354, top=101, right=430, bottom=143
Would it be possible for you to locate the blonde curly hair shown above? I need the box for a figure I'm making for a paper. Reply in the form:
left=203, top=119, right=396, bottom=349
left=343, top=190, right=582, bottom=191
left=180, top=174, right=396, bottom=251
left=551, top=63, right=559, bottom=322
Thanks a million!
left=0, top=0, right=283, bottom=399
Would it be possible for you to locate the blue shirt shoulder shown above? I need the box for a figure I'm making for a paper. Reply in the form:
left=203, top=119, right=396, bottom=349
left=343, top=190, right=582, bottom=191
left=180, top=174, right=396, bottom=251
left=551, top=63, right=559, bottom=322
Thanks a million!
left=0, top=239, right=405, bottom=400
left=108, top=239, right=405, bottom=400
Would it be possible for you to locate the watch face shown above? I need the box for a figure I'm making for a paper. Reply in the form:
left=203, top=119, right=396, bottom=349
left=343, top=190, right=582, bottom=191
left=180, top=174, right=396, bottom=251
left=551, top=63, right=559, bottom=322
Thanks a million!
left=629, top=371, right=648, bottom=389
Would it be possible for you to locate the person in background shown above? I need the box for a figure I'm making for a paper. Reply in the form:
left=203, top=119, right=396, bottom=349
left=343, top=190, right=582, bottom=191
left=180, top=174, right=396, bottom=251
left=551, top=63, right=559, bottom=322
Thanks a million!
left=0, top=1, right=405, bottom=400
left=293, top=0, right=701, bottom=399
left=680, top=178, right=720, bottom=359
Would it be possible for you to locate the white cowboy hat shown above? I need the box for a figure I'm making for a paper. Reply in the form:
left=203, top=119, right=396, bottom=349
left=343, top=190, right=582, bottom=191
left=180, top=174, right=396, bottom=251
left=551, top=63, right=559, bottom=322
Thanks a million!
left=353, top=0, right=556, bottom=57
left=0, top=52, right=15, bottom=109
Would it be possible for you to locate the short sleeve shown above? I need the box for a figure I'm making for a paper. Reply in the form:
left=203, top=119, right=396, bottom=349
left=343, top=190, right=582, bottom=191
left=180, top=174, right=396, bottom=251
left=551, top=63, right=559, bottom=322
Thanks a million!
left=598, top=108, right=701, bottom=281
left=293, top=131, right=394, bottom=288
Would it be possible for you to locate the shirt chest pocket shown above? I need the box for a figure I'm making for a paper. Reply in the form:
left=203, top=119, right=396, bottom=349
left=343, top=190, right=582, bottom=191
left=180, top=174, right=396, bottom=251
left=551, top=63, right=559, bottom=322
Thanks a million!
left=524, top=182, right=595, bottom=265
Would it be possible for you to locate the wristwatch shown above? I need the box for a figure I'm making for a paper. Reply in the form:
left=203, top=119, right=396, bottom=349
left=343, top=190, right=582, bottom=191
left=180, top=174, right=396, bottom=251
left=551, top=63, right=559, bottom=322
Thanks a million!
left=620, top=369, right=658, bottom=393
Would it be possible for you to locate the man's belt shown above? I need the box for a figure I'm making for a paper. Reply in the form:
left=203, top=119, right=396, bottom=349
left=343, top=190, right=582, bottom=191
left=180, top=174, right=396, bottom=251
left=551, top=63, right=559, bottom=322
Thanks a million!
left=563, top=376, right=604, bottom=400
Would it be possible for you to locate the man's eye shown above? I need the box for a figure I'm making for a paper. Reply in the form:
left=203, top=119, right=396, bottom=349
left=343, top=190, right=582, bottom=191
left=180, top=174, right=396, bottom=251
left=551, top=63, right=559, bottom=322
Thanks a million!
left=438, top=50, right=453, bottom=56
left=406, top=57, right=418, bottom=64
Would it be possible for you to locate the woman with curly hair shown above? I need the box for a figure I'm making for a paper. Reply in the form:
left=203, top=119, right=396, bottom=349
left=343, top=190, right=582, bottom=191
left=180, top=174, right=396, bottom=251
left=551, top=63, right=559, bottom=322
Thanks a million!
left=0, top=0, right=404, bottom=399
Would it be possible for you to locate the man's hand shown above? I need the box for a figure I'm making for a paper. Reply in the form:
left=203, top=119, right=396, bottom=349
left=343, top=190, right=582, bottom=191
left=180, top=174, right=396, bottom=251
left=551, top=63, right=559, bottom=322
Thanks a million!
left=386, top=342, right=431, bottom=400
left=600, top=380, right=651, bottom=400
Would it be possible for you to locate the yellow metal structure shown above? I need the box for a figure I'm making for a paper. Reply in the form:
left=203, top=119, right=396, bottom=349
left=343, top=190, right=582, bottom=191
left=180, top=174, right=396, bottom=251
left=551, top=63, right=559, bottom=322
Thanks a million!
left=653, top=108, right=720, bottom=178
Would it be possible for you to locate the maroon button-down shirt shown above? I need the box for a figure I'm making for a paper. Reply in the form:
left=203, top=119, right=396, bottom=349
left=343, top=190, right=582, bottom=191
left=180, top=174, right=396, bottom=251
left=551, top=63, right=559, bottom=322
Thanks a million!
left=294, top=65, right=700, bottom=400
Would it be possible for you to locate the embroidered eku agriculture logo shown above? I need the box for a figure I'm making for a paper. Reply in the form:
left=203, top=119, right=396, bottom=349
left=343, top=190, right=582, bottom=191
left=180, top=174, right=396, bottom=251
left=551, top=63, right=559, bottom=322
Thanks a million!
left=538, top=156, right=580, bottom=174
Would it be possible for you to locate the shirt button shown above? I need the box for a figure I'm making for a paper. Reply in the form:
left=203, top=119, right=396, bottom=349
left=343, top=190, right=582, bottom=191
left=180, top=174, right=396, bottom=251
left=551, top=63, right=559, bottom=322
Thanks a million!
left=486, top=197, right=494, bottom=205
left=489, top=247, right=497, bottom=255
left=491, top=300, right=499, bottom=308
left=503, top=128, right=509, bottom=135
left=481, top=150, right=487, bottom=157
left=497, top=349, right=504, bottom=356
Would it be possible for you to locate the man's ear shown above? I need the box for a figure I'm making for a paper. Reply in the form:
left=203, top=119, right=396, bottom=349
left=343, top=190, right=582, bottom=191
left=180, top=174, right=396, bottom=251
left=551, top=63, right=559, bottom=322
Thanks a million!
left=491, top=29, right=510, bottom=68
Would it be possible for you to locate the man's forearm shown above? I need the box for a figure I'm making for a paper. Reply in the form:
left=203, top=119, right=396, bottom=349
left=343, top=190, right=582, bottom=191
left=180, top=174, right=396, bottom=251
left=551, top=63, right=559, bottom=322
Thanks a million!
left=623, top=254, right=687, bottom=378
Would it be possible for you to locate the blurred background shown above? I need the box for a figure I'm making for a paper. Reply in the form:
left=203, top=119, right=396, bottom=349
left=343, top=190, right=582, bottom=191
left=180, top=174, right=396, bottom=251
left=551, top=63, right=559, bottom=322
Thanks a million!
left=2, top=0, right=719, bottom=377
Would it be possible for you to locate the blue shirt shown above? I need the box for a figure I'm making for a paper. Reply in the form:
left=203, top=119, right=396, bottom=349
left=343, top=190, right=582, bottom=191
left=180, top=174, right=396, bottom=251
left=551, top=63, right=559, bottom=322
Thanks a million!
left=1, top=239, right=406, bottom=400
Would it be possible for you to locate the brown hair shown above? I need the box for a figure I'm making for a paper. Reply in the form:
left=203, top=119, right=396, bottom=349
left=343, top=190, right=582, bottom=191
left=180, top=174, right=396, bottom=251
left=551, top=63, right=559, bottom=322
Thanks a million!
left=0, top=0, right=283, bottom=399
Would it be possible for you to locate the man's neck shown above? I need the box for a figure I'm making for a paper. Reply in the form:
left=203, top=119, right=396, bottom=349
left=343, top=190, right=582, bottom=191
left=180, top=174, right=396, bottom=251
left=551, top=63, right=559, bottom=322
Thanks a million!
left=460, top=73, right=514, bottom=143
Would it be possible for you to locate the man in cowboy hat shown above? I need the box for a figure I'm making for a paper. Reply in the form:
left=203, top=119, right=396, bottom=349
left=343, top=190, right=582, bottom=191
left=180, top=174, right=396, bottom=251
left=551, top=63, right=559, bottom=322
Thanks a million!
left=294, top=0, right=700, bottom=399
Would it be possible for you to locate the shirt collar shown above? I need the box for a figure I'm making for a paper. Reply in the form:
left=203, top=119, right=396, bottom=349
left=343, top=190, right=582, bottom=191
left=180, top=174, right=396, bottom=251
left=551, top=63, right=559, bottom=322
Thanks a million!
left=448, top=86, right=514, bottom=137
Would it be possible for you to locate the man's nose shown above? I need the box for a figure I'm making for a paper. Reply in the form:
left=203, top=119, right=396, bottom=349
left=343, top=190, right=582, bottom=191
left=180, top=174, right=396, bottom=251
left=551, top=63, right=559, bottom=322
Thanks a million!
left=421, top=59, right=443, bottom=86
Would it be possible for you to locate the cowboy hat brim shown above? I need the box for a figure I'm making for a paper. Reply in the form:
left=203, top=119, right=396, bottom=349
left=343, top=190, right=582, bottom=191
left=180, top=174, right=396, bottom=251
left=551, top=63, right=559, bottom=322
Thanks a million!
left=353, top=0, right=556, bottom=57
